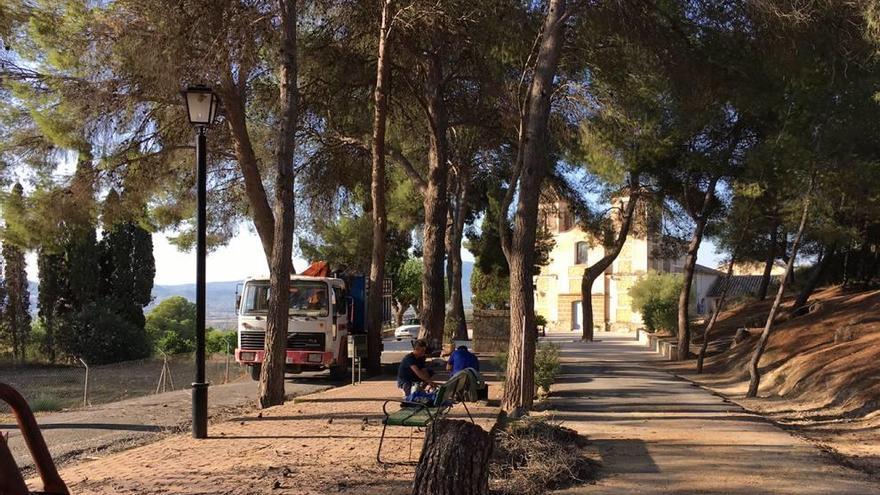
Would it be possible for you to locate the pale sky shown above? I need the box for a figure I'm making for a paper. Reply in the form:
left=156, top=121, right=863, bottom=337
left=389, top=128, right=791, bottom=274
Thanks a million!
left=26, top=225, right=722, bottom=285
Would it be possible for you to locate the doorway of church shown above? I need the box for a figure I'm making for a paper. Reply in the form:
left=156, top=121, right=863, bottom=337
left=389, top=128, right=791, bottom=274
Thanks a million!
left=572, top=301, right=583, bottom=331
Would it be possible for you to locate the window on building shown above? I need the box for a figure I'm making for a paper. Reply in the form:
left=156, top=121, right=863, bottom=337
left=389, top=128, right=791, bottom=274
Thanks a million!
left=575, top=241, right=589, bottom=265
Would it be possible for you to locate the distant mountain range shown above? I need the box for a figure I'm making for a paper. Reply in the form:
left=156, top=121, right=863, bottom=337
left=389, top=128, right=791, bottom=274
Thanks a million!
left=26, top=261, right=474, bottom=331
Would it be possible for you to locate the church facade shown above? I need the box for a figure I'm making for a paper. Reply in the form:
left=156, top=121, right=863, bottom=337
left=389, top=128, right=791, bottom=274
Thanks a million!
left=533, top=198, right=720, bottom=333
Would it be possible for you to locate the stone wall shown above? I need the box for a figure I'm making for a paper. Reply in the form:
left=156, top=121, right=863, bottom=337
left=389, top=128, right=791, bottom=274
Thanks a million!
left=472, top=309, right=510, bottom=353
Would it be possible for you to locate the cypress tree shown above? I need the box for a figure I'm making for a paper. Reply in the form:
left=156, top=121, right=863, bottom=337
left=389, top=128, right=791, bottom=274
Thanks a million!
left=2, top=242, right=30, bottom=362
left=2, top=183, right=32, bottom=362
left=37, top=248, right=63, bottom=363
left=91, top=189, right=153, bottom=363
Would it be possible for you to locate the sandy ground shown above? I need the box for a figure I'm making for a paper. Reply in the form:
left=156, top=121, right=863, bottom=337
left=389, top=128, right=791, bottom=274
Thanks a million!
left=27, top=373, right=502, bottom=495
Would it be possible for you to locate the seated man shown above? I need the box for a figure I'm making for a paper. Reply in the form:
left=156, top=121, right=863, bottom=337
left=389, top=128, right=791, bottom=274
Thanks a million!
left=446, top=345, right=479, bottom=375
left=397, top=339, right=437, bottom=398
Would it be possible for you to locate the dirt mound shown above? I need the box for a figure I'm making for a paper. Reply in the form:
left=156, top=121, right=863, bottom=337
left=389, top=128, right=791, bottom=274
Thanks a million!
left=695, top=287, right=880, bottom=410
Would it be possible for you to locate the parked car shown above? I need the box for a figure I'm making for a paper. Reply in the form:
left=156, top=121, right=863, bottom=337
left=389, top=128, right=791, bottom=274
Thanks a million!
left=394, top=318, right=421, bottom=340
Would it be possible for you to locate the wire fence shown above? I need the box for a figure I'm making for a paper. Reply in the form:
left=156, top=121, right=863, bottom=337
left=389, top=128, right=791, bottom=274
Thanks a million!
left=0, top=347, right=248, bottom=414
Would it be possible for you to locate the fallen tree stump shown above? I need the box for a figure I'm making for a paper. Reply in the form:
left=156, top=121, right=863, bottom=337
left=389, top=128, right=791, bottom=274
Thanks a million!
left=411, top=419, right=494, bottom=495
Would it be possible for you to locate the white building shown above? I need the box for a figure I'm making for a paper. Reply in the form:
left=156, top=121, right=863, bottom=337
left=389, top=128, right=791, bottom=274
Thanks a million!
left=533, top=198, right=721, bottom=332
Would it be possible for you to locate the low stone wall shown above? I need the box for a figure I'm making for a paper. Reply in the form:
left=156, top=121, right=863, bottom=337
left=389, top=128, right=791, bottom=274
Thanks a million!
left=472, top=309, right=510, bottom=353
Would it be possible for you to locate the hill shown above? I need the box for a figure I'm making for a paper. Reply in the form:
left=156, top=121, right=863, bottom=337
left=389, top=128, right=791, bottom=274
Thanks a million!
left=665, top=286, right=880, bottom=477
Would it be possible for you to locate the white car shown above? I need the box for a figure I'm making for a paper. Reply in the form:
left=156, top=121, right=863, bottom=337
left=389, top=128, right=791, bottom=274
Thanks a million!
left=394, top=318, right=421, bottom=340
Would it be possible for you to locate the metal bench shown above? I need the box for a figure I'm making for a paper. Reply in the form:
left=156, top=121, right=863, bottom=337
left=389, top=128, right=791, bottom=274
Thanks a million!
left=376, top=369, right=478, bottom=463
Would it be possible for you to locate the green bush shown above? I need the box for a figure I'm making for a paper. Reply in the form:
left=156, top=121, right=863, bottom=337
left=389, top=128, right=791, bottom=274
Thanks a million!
left=206, top=329, right=237, bottom=355
left=69, top=302, right=153, bottom=364
left=25, top=321, right=48, bottom=362
left=535, top=314, right=547, bottom=327
left=471, top=269, right=510, bottom=310
left=629, top=271, right=684, bottom=333
left=492, top=343, right=561, bottom=394
left=147, top=296, right=197, bottom=354
left=29, top=393, right=63, bottom=412
left=535, top=342, right=561, bottom=394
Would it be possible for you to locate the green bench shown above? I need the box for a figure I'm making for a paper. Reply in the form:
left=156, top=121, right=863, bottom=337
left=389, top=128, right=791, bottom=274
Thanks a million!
left=376, top=368, right=481, bottom=463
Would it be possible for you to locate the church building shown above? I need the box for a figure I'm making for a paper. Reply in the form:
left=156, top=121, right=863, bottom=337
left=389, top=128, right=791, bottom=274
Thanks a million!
left=533, top=198, right=721, bottom=333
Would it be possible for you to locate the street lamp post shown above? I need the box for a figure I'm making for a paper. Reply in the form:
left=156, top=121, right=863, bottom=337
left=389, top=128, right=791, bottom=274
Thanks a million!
left=182, top=85, right=219, bottom=439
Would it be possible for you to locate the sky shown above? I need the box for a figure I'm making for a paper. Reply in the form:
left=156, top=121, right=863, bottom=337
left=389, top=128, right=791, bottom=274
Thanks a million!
left=27, top=224, right=721, bottom=285
left=148, top=227, right=722, bottom=285
left=25, top=223, right=723, bottom=285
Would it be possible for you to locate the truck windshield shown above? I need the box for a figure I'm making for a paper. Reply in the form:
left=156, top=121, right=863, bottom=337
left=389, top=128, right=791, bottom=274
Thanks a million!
left=242, top=281, right=330, bottom=317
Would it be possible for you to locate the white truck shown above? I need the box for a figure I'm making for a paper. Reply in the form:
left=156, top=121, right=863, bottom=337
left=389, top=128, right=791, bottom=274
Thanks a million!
left=234, top=273, right=367, bottom=380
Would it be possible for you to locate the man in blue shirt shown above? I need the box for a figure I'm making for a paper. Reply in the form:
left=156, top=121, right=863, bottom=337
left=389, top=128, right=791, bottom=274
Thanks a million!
left=447, top=345, right=479, bottom=376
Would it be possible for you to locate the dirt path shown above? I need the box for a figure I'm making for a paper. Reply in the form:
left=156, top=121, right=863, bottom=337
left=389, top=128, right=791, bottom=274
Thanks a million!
left=4, top=377, right=333, bottom=472
left=546, top=333, right=880, bottom=495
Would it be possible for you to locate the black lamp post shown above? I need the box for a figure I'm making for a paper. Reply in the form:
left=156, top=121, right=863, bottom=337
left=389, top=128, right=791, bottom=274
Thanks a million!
left=182, top=85, right=219, bottom=439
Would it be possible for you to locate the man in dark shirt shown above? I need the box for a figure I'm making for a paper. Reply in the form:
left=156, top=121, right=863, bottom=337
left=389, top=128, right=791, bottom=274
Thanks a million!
left=397, top=339, right=436, bottom=397
left=447, top=345, right=480, bottom=375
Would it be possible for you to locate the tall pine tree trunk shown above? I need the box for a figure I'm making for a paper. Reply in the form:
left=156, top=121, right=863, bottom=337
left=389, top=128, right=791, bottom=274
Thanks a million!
left=259, top=0, right=298, bottom=408
left=581, top=180, right=639, bottom=341
left=449, top=166, right=469, bottom=341
left=757, top=220, right=778, bottom=301
left=418, top=53, right=449, bottom=350
left=675, top=176, right=719, bottom=361
left=366, top=0, right=393, bottom=375
left=221, top=86, right=276, bottom=262
left=500, top=0, right=567, bottom=414
left=747, top=178, right=814, bottom=398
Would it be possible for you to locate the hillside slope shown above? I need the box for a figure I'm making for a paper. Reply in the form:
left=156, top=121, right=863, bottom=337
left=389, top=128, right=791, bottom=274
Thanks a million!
left=665, top=286, right=880, bottom=476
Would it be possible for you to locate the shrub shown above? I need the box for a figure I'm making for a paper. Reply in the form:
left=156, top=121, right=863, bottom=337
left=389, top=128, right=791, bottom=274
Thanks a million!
left=25, top=321, right=48, bottom=362
left=535, top=314, right=548, bottom=328
left=471, top=269, right=510, bottom=310
left=29, top=393, right=63, bottom=412
left=629, top=271, right=684, bottom=333
left=147, top=296, right=197, bottom=354
left=69, top=302, right=153, bottom=364
left=492, top=342, right=561, bottom=393
left=206, top=329, right=237, bottom=355
left=535, top=342, right=561, bottom=394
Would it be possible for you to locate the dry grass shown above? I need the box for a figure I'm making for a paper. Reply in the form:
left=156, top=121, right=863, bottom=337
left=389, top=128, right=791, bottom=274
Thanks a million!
left=489, top=416, right=597, bottom=495
left=0, top=353, right=247, bottom=413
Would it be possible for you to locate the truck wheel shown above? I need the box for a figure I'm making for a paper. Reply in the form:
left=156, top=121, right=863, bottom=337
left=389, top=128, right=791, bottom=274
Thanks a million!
left=329, top=364, right=347, bottom=381
left=249, top=364, right=261, bottom=381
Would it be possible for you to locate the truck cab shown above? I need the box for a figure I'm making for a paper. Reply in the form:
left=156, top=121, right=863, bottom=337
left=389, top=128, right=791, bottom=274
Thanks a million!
left=235, top=275, right=364, bottom=380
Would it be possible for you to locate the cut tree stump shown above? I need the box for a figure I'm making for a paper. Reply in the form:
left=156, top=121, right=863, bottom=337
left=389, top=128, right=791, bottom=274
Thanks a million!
left=411, top=418, right=494, bottom=495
